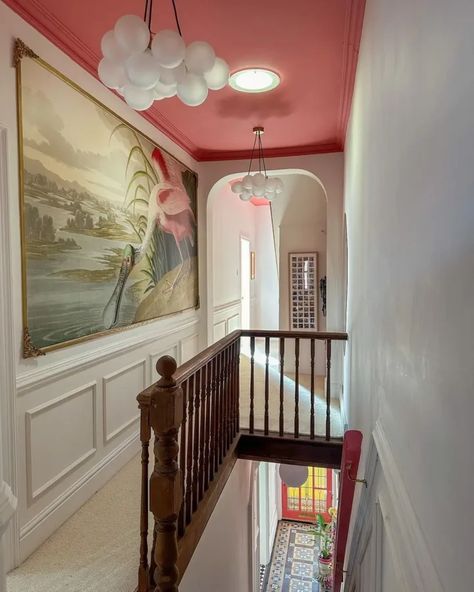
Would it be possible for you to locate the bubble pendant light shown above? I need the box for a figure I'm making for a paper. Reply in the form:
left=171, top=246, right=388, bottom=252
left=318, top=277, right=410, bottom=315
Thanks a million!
left=231, top=127, right=284, bottom=202
left=98, top=0, right=230, bottom=110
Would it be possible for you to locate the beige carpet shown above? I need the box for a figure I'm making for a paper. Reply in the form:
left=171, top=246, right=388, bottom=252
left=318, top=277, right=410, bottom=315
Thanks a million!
left=239, top=354, right=343, bottom=438
left=7, top=456, right=143, bottom=592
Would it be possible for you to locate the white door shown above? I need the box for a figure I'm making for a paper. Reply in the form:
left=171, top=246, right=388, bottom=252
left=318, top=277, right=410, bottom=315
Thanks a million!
left=240, top=237, right=251, bottom=329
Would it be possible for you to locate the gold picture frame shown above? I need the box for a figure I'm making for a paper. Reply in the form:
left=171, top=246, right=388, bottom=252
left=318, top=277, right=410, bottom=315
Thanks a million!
left=15, top=39, right=199, bottom=358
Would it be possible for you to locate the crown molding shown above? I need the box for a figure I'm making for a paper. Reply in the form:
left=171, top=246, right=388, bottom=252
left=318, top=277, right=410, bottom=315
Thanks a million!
left=337, top=0, right=367, bottom=147
left=194, top=142, right=343, bottom=162
left=4, top=0, right=361, bottom=160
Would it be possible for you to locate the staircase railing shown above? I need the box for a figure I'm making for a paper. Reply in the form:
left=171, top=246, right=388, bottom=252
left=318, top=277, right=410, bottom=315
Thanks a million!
left=136, top=328, right=347, bottom=592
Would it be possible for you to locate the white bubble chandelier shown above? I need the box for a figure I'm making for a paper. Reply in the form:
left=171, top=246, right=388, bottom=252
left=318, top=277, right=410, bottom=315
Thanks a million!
left=98, top=0, right=230, bottom=110
left=231, top=127, right=284, bottom=202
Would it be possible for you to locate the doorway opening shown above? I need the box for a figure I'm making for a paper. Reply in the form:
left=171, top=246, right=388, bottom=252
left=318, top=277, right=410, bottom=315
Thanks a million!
left=240, top=236, right=251, bottom=329
left=282, top=467, right=333, bottom=523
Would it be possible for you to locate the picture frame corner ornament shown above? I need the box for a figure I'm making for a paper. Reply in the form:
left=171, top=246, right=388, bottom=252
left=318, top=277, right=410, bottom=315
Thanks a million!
left=23, top=327, right=45, bottom=358
left=14, top=38, right=38, bottom=67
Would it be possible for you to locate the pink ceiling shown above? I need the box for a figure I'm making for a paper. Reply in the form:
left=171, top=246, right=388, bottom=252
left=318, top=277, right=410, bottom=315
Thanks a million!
left=5, top=0, right=365, bottom=161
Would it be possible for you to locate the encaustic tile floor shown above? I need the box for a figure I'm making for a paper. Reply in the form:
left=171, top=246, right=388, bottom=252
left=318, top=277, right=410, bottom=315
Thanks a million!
left=265, top=521, right=322, bottom=592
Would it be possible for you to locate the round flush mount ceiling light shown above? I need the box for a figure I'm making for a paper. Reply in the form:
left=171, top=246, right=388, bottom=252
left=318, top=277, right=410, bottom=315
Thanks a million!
left=229, top=68, right=280, bottom=93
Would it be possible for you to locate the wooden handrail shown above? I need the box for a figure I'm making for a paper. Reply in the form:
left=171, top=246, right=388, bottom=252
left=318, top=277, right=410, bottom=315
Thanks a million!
left=241, top=329, right=348, bottom=340
left=174, top=330, right=241, bottom=384
left=137, top=329, right=349, bottom=591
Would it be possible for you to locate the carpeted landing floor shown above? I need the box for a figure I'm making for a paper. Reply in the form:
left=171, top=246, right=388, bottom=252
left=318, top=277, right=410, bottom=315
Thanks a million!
left=7, top=455, right=143, bottom=592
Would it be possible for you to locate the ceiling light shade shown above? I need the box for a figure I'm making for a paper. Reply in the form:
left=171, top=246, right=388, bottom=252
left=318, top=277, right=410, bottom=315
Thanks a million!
left=233, top=127, right=284, bottom=202
left=98, top=1, right=229, bottom=110
left=230, top=68, right=280, bottom=93
left=279, top=464, right=308, bottom=488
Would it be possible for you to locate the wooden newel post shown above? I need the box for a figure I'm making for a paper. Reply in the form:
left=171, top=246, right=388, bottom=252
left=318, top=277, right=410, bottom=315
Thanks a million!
left=150, top=355, right=184, bottom=592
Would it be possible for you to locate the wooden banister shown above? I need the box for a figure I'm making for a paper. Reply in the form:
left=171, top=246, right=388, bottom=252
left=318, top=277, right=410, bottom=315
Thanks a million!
left=137, top=329, right=348, bottom=591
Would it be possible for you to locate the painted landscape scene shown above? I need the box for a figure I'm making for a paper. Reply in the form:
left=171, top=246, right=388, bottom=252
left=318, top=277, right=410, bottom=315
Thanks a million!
left=18, top=56, right=198, bottom=353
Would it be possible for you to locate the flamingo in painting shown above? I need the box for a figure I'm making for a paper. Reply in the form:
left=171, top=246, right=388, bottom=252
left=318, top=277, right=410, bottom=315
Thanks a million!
left=103, top=148, right=195, bottom=329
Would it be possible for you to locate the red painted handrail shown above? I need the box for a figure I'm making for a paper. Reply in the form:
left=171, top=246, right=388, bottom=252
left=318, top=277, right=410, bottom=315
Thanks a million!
left=332, top=430, right=363, bottom=591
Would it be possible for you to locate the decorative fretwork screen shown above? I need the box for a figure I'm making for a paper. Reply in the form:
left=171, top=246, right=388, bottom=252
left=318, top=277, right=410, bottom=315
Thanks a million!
left=289, top=252, right=318, bottom=330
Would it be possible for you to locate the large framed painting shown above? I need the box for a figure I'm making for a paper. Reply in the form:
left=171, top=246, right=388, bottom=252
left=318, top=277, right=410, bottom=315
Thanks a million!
left=15, top=40, right=199, bottom=358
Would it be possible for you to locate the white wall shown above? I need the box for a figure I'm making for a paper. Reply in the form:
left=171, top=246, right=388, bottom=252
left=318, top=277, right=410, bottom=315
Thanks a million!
left=180, top=460, right=254, bottom=592
left=254, top=207, right=279, bottom=331
left=211, top=182, right=256, bottom=340
left=0, top=3, right=204, bottom=568
left=257, top=462, right=279, bottom=566
left=344, top=0, right=474, bottom=590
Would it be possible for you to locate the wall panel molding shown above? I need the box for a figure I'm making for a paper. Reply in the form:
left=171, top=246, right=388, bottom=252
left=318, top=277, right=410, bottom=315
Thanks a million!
left=346, top=421, right=443, bottom=592
left=180, top=333, right=200, bottom=363
left=0, top=125, right=20, bottom=570
left=25, top=382, right=97, bottom=503
left=19, top=431, right=139, bottom=560
left=372, top=421, right=443, bottom=592
left=16, top=317, right=199, bottom=394
left=102, top=360, right=146, bottom=444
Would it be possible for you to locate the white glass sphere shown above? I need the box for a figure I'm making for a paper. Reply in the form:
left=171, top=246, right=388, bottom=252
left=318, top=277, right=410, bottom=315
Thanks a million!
left=274, top=178, right=284, bottom=192
left=170, top=61, right=187, bottom=84
left=153, top=80, right=177, bottom=98
left=157, top=65, right=177, bottom=87
left=151, top=30, right=185, bottom=68
left=242, top=174, right=253, bottom=190
left=114, top=15, right=150, bottom=55
left=253, top=185, right=265, bottom=197
left=279, top=464, right=308, bottom=487
left=253, top=172, right=266, bottom=187
left=265, top=192, right=274, bottom=202
left=185, top=41, right=216, bottom=74
left=265, top=177, right=277, bottom=192
left=123, top=85, right=154, bottom=111
left=240, top=191, right=252, bottom=201
left=177, top=73, right=208, bottom=106
left=231, top=181, right=243, bottom=194
left=125, top=51, right=159, bottom=89
left=98, top=58, right=127, bottom=89
left=101, top=30, right=127, bottom=62
left=204, top=57, right=229, bottom=90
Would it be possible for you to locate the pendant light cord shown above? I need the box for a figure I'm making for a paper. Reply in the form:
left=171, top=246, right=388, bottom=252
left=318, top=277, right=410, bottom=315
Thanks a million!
left=248, top=133, right=258, bottom=175
left=144, top=0, right=182, bottom=37
left=171, top=0, right=183, bottom=37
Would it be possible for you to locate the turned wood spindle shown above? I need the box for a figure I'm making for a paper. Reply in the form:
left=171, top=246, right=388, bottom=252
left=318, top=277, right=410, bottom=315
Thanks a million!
left=326, top=339, right=332, bottom=441
left=137, top=392, right=151, bottom=592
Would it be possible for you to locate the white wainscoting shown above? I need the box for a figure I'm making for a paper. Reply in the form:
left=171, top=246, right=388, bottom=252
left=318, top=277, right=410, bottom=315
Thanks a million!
left=14, top=315, right=201, bottom=564
left=345, top=421, right=444, bottom=592
left=213, top=299, right=241, bottom=343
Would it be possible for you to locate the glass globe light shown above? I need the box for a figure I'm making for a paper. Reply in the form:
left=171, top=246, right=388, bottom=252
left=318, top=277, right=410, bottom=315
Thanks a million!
left=204, top=57, right=230, bottom=90
left=98, top=58, right=127, bottom=89
left=274, top=178, right=284, bottom=191
left=265, top=177, right=277, bottom=192
left=279, top=464, right=308, bottom=488
left=114, top=15, right=150, bottom=55
left=177, top=73, right=208, bottom=106
left=125, top=51, right=160, bottom=89
left=185, top=41, right=216, bottom=74
left=157, top=65, right=178, bottom=87
left=123, top=85, right=154, bottom=111
left=240, top=191, right=252, bottom=201
left=101, top=30, right=127, bottom=62
left=253, top=185, right=265, bottom=197
left=151, top=30, right=186, bottom=68
left=242, top=174, right=253, bottom=190
left=253, top=172, right=266, bottom=187
left=265, top=192, right=275, bottom=202
left=231, top=181, right=243, bottom=194
left=153, top=80, right=177, bottom=98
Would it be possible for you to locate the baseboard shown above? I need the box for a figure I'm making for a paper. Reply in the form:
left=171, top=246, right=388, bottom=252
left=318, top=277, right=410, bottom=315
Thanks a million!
left=17, top=432, right=140, bottom=564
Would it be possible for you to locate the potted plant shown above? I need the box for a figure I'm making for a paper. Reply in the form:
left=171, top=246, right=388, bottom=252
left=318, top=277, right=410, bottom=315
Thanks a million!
left=314, top=514, right=333, bottom=577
